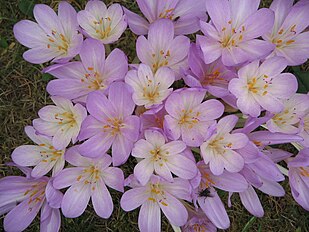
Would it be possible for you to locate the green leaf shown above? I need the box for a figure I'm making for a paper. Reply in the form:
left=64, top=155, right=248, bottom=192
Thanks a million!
left=42, top=73, right=52, bottom=82
left=0, top=37, right=8, bottom=48
left=241, top=217, right=257, bottom=232
left=292, top=67, right=309, bottom=93
left=18, top=0, right=35, bottom=17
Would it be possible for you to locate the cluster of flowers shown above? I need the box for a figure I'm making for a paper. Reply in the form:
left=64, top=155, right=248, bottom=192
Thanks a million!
left=2, top=0, right=309, bottom=231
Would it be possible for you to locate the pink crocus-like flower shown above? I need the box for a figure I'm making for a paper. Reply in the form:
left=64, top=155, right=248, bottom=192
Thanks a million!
left=12, top=126, right=65, bottom=178
left=78, top=82, right=140, bottom=166
left=266, top=94, right=309, bottom=134
left=140, top=106, right=167, bottom=133
left=200, top=115, right=249, bottom=175
left=0, top=173, right=63, bottom=232
left=136, top=19, right=190, bottom=78
left=263, top=0, right=309, bottom=65
left=53, top=146, right=124, bottom=218
left=229, top=56, right=298, bottom=117
left=125, top=64, right=175, bottom=109
left=287, top=148, right=309, bottom=211
left=45, top=38, right=128, bottom=103
left=182, top=208, right=217, bottom=232
left=164, top=88, right=224, bottom=147
left=77, top=0, right=127, bottom=44
left=13, top=2, right=83, bottom=64
left=193, top=162, right=248, bottom=229
left=120, top=175, right=191, bottom=232
left=132, top=129, right=197, bottom=184
left=124, top=0, right=207, bottom=35
left=184, top=44, right=237, bottom=98
left=33, top=96, right=87, bottom=150
left=197, top=0, right=275, bottom=66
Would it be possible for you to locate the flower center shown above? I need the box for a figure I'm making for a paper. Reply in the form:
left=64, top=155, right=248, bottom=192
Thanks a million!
left=247, top=75, right=270, bottom=96
left=178, top=109, right=200, bottom=128
left=220, top=21, right=245, bottom=48
left=93, top=17, right=112, bottom=40
left=47, top=30, right=69, bottom=54
left=24, top=180, right=47, bottom=207
left=103, top=118, right=124, bottom=136
left=76, top=165, right=102, bottom=191
left=299, top=167, right=309, bottom=177
left=81, top=67, right=106, bottom=90
left=193, top=224, right=207, bottom=232
left=152, top=50, right=171, bottom=72
left=271, top=24, right=297, bottom=48
left=55, top=111, right=76, bottom=127
left=147, top=183, right=169, bottom=207
left=159, top=8, right=175, bottom=20
left=38, top=143, right=65, bottom=163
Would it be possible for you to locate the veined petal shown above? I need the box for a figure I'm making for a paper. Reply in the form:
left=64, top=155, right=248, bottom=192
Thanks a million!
left=92, top=180, right=113, bottom=218
left=239, top=186, right=264, bottom=217
left=112, top=134, right=133, bottom=166
left=121, top=187, right=148, bottom=211
left=79, top=133, right=114, bottom=158
left=80, top=38, right=105, bottom=72
left=138, top=201, right=161, bottom=232
left=53, top=167, right=84, bottom=189
left=166, top=155, right=197, bottom=179
left=123, top=8, right=149, bottom=35
left=101, top=167, right=124, bottom=192
left=12, top=145, right=42, bottom=167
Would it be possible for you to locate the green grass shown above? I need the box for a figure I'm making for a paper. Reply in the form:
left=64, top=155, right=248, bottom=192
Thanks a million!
left=1, top=0, right=309, bottom=231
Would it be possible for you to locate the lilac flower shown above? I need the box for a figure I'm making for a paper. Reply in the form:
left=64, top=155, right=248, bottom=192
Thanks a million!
left=77, top=0, right=127, bottom=44
left=263, top=0, right=309, bottom=65
left=13, top=2, right=83, bottom=64
left=78, top=82, right=140, bottom=166
left=184, top=44, right=237, bottom=98
left=229, top=56, right=297, bottom=117
left=200, top=115, right=248, bottom=175
left=164, top=88, right=224, bottom=147
left=53, top=146, right=124, bottom=218
left=140, top=106, right=167, bottom=133
left=132, top=129, right=197, bottom=184
left=33, top=96, right=87, bottom=150
left=192, top=162, right=248, bottom=228
left=197, top=0, right=275, bottom=66
left=125, top=64, right=175, bottom=109
left=46, top=38, right=128, bottom=103
left=120, top=175, right=191, bottom=232
left=287, top=148, right=309, bottom=211
left=12, top=126, right=65, bottom=178
left=300, top=113, right=309, bottom=147
left=182, top=208, right=217, bottom=232
left=266, top=94, right=309, bottom=134
left=124, top=0, right=207, bottom=35
left=136, top=19, right=190, bottom=78
left=0, top=174, right=63, bottom=232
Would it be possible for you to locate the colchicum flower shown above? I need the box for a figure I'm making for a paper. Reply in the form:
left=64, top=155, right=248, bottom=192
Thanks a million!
left=132, top=129, right=197, bottom=184
left=263, top=0, right=309, bottom=65
left=53, top=146, right=124, bottom=218
left=33, top=96, right=87, bottom=150
left=78, top=82, right=140, bottom=166
left=77, top=0, right=127, bottom=44
left=184, top=43, right=237, bottom=98
left=164, top=88, right=224, bottom=147
left=125, top=64, right=175, bottom=108
left=200, top=115, right=249, bottom=175
left=0, top=172, right=63, bottom=232
left=198, top=0, right=275, bottom=66
left=287, top=148, right=309, bottom=211
left=121, top=175, right=191, bottom=232
left=12, top=126, right=65, bottom=178
left=124, top=0, right=207, bottom=35
left=46, top=38, right=128, bottom=103
left=266, top=94, right=309, bottom=134
left=136, top=19, right=190, bottom=78
left=13, top=2, right=83, bottom=64
left=299, top=111, right=309, bottom=147
left=182, top=208, right=217, bottom=232
left=229, top=56, right=298, bottom=117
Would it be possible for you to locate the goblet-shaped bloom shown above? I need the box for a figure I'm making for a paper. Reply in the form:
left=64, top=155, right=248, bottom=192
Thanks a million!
left=182, top=208, right=217, bottom=232
left=229, top=56, right=297, bottom=117
left=164, top=88, right=224, bottom=147
left=287, top=148, right=309, bottom=211
left=33, top=96, right=87, bottom=150
left=77, top=0, right=127, bottom=44
left=78, top=82, right=140, bottom=166
left=125, top=64, right=175, bottom=109
left=184, top=43, right=237, bottom=98
left=0, top=174, right=63, bottom=232
left=201, top=115, right=249, bottom=175
left=197, top=0, right=275, bottom=66
left=121, top=175, right=191, bottom=232
left=132, top=130, right=197, bottom=184
left=266, top=94, right=309, bottom=134
left=136, top=19, right=190, bottom=78
left=13, top=2, right=83, bottom=64
left=124, top=0, right=207, bottom=35
left=263, top=0, right=309, bottom=65
left=12, top=126, right=65, bottom=178
left=46, top=38, right=128, bottom=103
left=53, top=146, right=124, bottom=218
